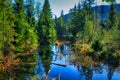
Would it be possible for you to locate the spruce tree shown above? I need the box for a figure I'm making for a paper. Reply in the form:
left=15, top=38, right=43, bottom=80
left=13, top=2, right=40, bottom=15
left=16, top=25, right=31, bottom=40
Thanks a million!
left=37, top=0, right=56, bottom=47
left=25, top=0, right=38, bottom=52
left=0, top=0, right=15, bottom=55
left=37, top=0, right=56, bottom=74
left=57, top=10, right=66, bottom=40
left=26, top=0, right=36, bottom=27
left=14, top=0, right=34, bottom=53
left=70, top=4, right=85, bottom=41
left=108, top=3, right=118, bottom=29
left=104, top=3, right=119, bottom=50
left=100, top=5, right=107, bottom=29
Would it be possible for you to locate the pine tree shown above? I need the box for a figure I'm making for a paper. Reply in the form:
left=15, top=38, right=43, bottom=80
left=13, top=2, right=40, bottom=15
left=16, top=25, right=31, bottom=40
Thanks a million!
left=0, top=0, right=15, bottom=55
left=108, top=3, right=118, bottom=29
left=37, top=0, right=56, bottom=47
left=100, top=5, right=107, bottom=29
left=104, top=3, right=119, bottom=50
left=14, top=0, right=32, bottom=53
left=37, top=0, right=57, bottom=74
left=82, top=0, right=95, bottom=43
left=57, top=10, right=66, bottom=40
left=25, top=0, right=38, bottom=52
left=70, top=5, right=85, bottom=41
left=25, top=0, right=36, bottom=27
left=87, top=0, right=95, bottom=19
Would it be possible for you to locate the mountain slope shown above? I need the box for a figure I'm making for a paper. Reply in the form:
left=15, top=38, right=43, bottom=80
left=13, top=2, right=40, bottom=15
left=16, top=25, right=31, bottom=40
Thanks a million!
left=64, top=4, right=120, bottom=21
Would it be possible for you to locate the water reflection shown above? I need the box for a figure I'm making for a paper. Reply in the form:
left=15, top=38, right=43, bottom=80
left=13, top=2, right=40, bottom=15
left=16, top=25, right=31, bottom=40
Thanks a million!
left=35, top=45, right=120, bottom=80
left=0, top=53, right=36, bottom=80
left=0, top=45, right=120, bottom=80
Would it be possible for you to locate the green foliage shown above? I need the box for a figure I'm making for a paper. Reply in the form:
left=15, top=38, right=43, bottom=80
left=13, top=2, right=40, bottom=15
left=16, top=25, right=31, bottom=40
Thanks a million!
left=103, top=3, right=119, bottom=50
left=25, top=0, right=38, bottom=52
left=14, top=0, right=28, bottom=52
left=14, top=0, right=38, bottom=53
left=70, top=8, right=85, bottom=39
left=0, top=0, right=15, bottom=55
left=56, top=10, right=67, bottom=40
left=37, top=0, right=57, bottom=74
left=70, top=1, right=95, bottom=43
left=71, top=41, right=94, bottom=67
left=108, top=3, right=118, bottom=29
left=0, top=0, right=120, bottom=78
left=37, top=0, right=57, bottom=47
left=84, top=20, right=94, bottom=43
left=26, top=0, right=36, bottom=26
left=15, top=53, right=37, bottom=62
left=69, top=0, right=120, bottom=68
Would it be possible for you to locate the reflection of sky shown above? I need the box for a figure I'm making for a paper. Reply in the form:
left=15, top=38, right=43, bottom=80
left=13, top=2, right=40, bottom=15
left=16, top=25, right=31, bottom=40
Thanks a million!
left=35, top=45, right=120, bottom=80
left=36, top=0, right=120, bottom=17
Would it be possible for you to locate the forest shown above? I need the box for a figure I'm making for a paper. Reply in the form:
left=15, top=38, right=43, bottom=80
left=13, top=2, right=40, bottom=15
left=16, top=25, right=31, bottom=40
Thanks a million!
left=0, top=0, right=120, bottom=80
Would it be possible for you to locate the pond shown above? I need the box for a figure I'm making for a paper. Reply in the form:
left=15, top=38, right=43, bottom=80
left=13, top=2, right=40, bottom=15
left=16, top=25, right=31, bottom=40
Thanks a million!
left=0, top=45, right=120, bottom=80
left=35, top=45, right=120, bottom=80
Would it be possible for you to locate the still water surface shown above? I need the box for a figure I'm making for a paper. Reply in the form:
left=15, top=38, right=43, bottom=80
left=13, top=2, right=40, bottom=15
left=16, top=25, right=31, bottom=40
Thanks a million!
left=34, top=45, right=120, bottom=80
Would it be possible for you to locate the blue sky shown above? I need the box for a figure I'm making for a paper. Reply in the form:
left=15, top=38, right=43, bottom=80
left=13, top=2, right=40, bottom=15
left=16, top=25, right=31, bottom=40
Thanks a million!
left=37, top=0, right=120, bottom=17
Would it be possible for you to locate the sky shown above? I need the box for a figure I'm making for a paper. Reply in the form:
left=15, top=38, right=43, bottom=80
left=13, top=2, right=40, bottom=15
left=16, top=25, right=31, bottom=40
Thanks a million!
left=37, top=0, right=120, bottom=17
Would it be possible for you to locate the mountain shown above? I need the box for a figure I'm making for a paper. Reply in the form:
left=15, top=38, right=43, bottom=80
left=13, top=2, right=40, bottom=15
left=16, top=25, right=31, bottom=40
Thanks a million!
left=64, top=4, right=120, bottom=21
left=92, top=4, right=120, bottom=19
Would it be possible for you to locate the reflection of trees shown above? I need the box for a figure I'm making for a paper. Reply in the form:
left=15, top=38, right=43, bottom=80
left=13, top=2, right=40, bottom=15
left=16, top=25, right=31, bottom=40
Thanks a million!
left=72, top=43, right=94, bottom=80
left=39, top=45, right=52, bottom=76
left=0, top=53, right=37, bottom=80
left=107, top=64, right=119, bottom=80
left=0, top=63, right=35, bottom=80
left=81, top=66, right=93, bottom=80
left=11, top=64, right=35, bottom=80
left=71, top=38, right=120, bottom=80
left=107, top=66, right=114, bottom=80
left=102, top=49, right=120, bottom=80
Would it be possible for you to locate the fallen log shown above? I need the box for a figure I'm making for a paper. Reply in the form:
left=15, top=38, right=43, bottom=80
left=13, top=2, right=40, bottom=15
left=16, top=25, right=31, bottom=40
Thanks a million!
left=51, top=62, right=66, bottom=67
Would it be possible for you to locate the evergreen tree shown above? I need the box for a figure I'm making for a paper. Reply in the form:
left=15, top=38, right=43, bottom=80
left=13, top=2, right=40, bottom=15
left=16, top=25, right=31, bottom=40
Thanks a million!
left=37, top=0, right=57, bottom=74
left=78, top=2, right=81, bottom=10
left=14, top=0, right=26, bottom=52
left=70, top=5, right=85, bottom=41
left=14, top=0, right=38, bottom=53
left=57, top=10, right=66, bottom=40
left=84, top=19, right=94, bottom=43
left=108, top=3, right=118, bottom=29
left=100, top=5, right=107, bottom=29
left=25, top=0, right=38, bottom=52
left=25, top=0, right=35, bottom=27
left=86, top=0, right=95, bottom=19
left=104, top=3, right=119, bottom=50
left=82, top=0, right=96, bottom=43
left=37, top=0, right=56, bottom=46
left=0, top=0, right=15, bottom=55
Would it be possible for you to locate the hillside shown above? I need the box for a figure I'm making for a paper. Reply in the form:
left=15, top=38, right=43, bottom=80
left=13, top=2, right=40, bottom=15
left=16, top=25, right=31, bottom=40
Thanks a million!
left=64, top=4, right=120, bottom=21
